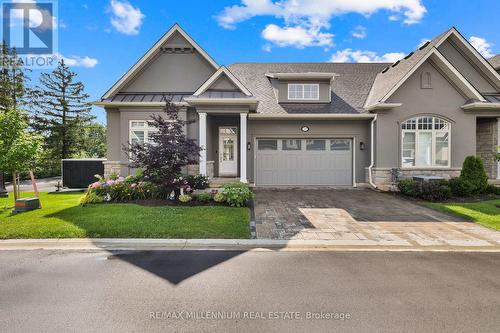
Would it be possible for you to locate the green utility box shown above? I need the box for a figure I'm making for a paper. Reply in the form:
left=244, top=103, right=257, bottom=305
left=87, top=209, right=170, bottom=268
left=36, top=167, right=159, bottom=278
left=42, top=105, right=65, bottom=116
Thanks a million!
left=14, top=198, right=40, bottom=213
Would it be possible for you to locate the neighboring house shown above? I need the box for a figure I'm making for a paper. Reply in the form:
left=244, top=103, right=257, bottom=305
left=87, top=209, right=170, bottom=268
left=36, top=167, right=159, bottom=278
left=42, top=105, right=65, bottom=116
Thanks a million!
left=95, top=24, right=500, bottom=189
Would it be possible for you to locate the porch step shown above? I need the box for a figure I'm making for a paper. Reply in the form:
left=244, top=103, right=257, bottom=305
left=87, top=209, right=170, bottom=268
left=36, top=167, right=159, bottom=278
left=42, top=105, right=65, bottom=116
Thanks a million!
left=209, top=177, right=239, bottom=188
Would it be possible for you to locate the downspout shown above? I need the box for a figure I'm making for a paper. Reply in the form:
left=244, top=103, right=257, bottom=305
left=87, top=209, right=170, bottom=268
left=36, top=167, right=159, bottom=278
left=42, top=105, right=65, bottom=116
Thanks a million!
left=368, top=114, right=377, bottom=189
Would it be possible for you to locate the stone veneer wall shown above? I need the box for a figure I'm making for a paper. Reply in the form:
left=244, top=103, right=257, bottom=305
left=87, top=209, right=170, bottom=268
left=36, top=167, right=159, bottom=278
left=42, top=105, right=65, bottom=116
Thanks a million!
left=366, top=167, right=462, bottom=191
left=476, top=118, right=498, bottom=179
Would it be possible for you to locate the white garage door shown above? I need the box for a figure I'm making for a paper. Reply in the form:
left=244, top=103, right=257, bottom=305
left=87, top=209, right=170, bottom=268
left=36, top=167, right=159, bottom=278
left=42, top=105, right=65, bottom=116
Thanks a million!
left=256, top=138, right=353, bottom=186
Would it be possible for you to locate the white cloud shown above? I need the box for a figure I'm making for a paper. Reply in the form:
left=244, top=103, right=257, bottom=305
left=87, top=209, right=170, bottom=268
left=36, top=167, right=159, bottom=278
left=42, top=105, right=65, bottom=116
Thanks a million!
left=329, top=48, right=404, bottom=63
left=216, top=0, right=425, bottom=49
left=469, top=36, right=494, bottom=58
left=262, top=44, right=272, bottom=52
left=9, top=0, right=60, bottom=31
left=109, top=0, right=145, bottom=35
left=56, top=53, right=98, bottom=68
left=261, top=24, right=334, bottom=48
left=417, top=38, right=429, bottom=48
left=351, top=25, right=367, bottom=39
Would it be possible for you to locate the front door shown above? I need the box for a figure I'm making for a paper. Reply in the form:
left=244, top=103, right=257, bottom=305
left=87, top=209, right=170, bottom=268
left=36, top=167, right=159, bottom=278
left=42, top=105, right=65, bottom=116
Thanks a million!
left=219, top=127, right=238, bottom=176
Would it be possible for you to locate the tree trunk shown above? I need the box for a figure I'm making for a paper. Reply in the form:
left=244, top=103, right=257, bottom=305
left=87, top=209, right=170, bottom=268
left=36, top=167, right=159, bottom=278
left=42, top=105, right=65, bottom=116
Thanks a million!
left=12, top=172, right=18, bottom=201
left=0, top=172, right=7, bottom=197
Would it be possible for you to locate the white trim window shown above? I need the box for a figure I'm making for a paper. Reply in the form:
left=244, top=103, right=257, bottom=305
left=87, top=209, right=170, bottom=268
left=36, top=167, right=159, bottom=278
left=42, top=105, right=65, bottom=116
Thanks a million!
left=401, top=116, right=451, bottom=168
left=129, top=120, right=158, bottom=146
left=288, top=84, right=319, bottom=100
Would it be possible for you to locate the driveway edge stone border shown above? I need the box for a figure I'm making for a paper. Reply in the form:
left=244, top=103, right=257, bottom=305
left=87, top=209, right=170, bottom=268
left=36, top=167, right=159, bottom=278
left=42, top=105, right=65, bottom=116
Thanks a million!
left=1, top=238, right=500, bottom=252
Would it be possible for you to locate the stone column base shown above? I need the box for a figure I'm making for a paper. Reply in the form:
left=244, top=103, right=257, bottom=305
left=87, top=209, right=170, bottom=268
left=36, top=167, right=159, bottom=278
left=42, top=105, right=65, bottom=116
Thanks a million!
left=187, top=161, right=214, bottom=178
left=366, top=167, right=462, bottom=191
left=103, top=161, right=129, bottom=177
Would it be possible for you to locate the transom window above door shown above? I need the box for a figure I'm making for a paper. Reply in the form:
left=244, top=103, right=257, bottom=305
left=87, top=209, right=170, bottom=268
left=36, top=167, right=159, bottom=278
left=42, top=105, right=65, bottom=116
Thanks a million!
left=288, top=84, right=319, bottom=100
left=401, top=116, right=450, bottom=168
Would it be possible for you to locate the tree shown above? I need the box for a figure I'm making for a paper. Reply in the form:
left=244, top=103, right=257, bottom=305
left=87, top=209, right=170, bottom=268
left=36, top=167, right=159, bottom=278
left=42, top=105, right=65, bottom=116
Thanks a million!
left=32, top=59, right=94, bottom=163
left=0, top=42, right=32, bottom=196
left=0, top=109, right=42, bottom=202
left=126, top=100, right=201, bottom=197
left=75, top=122, right=107, bottom=158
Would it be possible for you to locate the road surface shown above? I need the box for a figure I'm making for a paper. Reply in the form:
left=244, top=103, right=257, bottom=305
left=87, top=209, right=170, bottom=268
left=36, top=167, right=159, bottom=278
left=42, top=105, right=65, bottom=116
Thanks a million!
left=1, top=250, right=499, bottom=332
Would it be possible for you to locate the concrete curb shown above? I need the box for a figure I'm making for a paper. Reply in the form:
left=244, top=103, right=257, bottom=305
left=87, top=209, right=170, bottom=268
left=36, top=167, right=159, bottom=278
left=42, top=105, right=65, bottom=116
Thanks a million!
left=1, top=238, right=500, bottom=252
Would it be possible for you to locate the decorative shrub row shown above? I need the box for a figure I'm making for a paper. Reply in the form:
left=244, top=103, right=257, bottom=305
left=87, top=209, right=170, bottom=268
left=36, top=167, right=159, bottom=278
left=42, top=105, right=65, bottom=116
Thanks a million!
left=398, top=156, right=499, bottom=201
left=80, top=172, right=254, bottom=207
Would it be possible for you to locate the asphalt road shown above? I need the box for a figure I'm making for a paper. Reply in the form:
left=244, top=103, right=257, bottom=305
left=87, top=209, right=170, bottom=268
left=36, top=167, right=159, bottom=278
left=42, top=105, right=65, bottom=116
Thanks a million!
left=1, top=250, right=499, bottom=333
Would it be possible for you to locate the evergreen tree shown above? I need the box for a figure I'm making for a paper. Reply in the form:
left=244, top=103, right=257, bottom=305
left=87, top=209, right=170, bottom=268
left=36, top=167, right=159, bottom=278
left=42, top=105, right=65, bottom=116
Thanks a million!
left=32, top=59, right=94, bottom=161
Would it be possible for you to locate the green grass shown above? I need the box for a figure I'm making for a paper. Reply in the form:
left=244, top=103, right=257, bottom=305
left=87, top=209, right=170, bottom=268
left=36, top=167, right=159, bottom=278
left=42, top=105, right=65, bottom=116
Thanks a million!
left=424, top=199, right=500, bottom=231
left=0, top=193, right=250, bottom=239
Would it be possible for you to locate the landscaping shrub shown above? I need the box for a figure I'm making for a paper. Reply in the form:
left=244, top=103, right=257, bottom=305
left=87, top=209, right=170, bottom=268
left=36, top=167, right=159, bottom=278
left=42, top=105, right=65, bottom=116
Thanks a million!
left=460, top=156, right=488, bottom=194
left=222, top=182, right=254, bottom=207
left=485, top=184, right=500, bottom=195
left=80, top=171, right=160, bottom=205
left=178, top=194, right=192, bottom=203
left=186, top=175, right=209, bottom=190
left=195, top=192, right=212, bottom=202
left=449, top=177, right=475, bottom=197
left=213, top=192, right=225, bottom=203
left=79, top=191, right=104, bottom=206
left=398, top=179, right=451, bottom=201
left=397, top=179, right=417, bottom=197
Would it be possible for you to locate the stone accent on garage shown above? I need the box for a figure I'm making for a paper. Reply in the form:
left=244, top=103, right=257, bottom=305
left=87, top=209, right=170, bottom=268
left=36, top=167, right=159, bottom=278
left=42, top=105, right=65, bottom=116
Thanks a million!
left=476, top=118, right=498, bottom=179
left=103, top=161, right=126, bottom=177
left=367, top=167, right=462, bottom=191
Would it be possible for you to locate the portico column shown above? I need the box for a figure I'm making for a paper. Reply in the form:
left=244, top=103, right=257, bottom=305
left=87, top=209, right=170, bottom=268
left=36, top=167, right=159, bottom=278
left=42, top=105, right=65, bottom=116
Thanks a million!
left=240, top=113, right=248, bottom=183
left=497, top=118, right=500, bottom=180
left=199, top=112, right=207, bottom=176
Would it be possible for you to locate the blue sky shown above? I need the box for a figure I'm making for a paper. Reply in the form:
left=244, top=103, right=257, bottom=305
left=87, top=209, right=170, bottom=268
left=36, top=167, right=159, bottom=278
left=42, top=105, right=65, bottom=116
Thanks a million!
left=27, top=0, right=500, bottom=123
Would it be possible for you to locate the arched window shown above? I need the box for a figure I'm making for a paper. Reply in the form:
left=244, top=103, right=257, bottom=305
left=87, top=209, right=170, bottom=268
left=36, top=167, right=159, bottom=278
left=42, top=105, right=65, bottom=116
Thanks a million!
left=421, top=71, right=432, bottom=89
left=401, top=116, right=450, bottom=167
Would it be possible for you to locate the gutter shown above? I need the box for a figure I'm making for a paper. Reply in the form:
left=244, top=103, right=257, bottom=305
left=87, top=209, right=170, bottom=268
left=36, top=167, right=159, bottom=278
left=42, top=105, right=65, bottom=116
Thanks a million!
left=248, top=113, right=376, bottom=120
left=368, top=114, right=378, bottom=189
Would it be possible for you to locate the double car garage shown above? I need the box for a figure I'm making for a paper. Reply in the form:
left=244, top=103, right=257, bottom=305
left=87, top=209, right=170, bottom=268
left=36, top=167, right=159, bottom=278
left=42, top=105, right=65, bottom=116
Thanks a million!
left=255, top=138, right=354, bottom=186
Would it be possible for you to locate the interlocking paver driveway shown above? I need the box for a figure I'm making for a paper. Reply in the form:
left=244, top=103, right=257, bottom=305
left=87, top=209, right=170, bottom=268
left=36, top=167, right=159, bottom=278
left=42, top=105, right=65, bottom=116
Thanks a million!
left=253, top=189, right=500, bottom=247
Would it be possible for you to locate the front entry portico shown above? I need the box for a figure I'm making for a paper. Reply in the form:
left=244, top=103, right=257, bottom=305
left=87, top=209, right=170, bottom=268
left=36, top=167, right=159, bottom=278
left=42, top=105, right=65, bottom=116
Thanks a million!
left=198, top=111, right=248, bottom=182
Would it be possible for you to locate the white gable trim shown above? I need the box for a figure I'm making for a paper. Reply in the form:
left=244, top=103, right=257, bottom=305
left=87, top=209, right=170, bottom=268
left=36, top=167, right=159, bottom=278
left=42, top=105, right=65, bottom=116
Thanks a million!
left=435, top=28, right=500, bottom=90
left=380, top=48, right=486, bottom=103
left=102, top=24, right=219, bottom=100
left=193, top=66, right=252, bottom=97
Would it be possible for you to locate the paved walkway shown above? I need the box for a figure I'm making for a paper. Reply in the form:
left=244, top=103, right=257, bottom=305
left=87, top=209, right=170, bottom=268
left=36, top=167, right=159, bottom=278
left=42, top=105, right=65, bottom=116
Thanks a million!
left=253, top=189, right=500, bottom=247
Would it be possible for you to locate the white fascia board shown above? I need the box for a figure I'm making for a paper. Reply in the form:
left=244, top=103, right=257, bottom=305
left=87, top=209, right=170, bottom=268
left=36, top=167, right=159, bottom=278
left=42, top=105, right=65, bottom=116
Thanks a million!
left=437, top=28, right=500, bottom=90
left=102, top=24, right=219, bottom=100
left=193, top=66, right=252, bottom=97
left=93, top=101, right=188, bottom=108
left=248, top=113, right=376, bottom=120
left=265, top=72, right=338, bottom=82
left=430, top=50, right=486, bottom=101
left=364, top=103, right=402, bottom=111
left=185, top=97, right=258, bottom=106
left=461, top=102, right=500, bottom=110
left=381, top=49, right=486, bottom=103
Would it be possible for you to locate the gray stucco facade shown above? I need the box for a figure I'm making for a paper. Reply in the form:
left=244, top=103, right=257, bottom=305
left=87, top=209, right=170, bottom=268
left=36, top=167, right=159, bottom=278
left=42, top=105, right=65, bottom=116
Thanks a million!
left=97, top=24, right=500, bottom=189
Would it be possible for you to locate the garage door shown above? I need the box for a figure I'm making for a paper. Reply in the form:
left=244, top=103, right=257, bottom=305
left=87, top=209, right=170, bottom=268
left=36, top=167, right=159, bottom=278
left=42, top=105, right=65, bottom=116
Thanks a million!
left=256, top=138, right=353, bottom=186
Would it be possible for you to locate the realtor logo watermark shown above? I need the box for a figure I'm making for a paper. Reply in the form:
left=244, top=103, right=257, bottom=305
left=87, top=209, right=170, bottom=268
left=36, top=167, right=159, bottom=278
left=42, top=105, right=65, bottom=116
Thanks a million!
left=1, top=0, right=58, bottom=68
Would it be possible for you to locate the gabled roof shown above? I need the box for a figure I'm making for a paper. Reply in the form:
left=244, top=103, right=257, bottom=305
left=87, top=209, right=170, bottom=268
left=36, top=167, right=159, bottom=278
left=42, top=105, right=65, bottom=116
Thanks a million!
left=490, top=55, right=500, bottom=70
left=192, top=66, right=252, bottom=97
left=229, top=63, right=388, bottom=114
left=365, top=27, right=500, bottom=108
left=102, top=23, right=219, bottom=100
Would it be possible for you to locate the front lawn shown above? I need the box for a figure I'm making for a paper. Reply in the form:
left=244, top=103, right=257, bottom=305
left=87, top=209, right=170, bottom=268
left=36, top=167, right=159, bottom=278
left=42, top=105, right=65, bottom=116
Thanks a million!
left=424, top=199, right=500, bottom=231
left=0, top=193, right=250, bottom=239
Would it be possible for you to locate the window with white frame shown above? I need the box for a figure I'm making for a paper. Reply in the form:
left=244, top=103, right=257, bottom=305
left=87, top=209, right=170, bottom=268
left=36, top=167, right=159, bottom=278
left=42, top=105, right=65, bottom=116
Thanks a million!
left=401, top=116, right=450, bottom=168
left=129, top=120, right=157, bottom=146
left=288, top=84, right=319, bottom=100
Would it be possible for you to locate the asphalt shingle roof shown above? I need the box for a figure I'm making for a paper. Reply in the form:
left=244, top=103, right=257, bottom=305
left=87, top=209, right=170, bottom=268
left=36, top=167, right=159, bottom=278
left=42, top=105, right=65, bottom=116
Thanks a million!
left=364, top=29, right=451, bottom=107
left=228, top=63, right=389, bottom=114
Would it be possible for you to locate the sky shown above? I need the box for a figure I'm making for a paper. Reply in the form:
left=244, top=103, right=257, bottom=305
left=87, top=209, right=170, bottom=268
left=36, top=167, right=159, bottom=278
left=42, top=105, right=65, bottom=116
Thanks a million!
left=18, top=0, right=500, bottom=123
